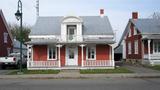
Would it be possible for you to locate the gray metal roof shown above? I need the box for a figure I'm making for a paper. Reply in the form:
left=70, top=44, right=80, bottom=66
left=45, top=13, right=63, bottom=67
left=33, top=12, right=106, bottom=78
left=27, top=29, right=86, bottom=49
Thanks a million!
left=119, top=19, right=160, bottom=45
left=130, top=19, right=160, bottom=34
left=30, top=16, right=114, bottom=35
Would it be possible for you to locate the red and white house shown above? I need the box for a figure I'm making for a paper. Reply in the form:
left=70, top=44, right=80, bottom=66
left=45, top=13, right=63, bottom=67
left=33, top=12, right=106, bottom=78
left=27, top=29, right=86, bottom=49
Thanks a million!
left=119, top=12, right=160, bottom=65
left=27, top=10, right=115, bottom=70
left=0, top=10, right=13, bottom=57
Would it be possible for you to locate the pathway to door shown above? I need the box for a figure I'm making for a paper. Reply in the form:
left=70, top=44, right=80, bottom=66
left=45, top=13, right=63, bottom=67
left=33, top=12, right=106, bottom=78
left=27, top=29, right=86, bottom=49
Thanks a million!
left=58, top=70, right=80, bottom=78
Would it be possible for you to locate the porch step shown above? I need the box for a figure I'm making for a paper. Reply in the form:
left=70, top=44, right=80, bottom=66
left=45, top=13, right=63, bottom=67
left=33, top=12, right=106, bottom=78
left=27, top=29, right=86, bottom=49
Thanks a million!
left=59, top=69, right=80, bottom=76
left=60, top=70, right=79, bottom=73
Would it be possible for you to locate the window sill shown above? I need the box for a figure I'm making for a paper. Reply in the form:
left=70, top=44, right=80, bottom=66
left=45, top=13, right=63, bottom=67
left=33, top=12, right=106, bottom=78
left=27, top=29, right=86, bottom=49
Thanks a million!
left=86, top=59, right=96, bottom=61
left=47, top=59, right=58, bottom=61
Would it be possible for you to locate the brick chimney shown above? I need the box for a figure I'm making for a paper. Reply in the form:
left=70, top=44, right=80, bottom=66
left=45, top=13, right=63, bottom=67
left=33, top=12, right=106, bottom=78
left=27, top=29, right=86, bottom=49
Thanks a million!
left=100, top=9, right=104, bottom=17
left=132, top=12, right=138, bottom=19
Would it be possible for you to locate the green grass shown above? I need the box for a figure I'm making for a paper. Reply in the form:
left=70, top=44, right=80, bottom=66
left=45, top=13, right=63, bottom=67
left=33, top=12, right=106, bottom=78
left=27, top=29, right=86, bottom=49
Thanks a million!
left=146, top=65, right=160, bottom=71
left=80, top=67, right=133, bottom=74
left=8, top=69, right=60, bottom=75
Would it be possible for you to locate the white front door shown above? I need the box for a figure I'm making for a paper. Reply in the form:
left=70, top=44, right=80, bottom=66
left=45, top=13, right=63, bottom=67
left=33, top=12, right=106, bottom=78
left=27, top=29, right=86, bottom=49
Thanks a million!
left=66, top=46, right=78, bottom=66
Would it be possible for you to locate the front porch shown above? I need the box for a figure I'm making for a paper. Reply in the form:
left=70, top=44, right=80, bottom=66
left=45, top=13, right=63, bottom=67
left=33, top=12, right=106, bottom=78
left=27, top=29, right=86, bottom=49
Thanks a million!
left=27, top=44, right=115, bottom=70
left=142, top=39, right=160, bottom=65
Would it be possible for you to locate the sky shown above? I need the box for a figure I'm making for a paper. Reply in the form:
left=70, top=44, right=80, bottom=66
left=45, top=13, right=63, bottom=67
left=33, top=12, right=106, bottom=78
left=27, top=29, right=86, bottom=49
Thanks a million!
left=0, top=0, right=160, bottom=42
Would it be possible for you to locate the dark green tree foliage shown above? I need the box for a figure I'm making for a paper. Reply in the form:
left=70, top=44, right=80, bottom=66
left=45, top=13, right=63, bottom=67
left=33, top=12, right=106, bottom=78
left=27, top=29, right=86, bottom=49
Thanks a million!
left=9, top=23, right=31, bottom=43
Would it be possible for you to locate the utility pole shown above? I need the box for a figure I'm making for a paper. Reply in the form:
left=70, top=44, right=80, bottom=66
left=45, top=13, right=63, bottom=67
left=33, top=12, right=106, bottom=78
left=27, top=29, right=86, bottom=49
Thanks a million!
left=36, top=0, right=39, bottom=18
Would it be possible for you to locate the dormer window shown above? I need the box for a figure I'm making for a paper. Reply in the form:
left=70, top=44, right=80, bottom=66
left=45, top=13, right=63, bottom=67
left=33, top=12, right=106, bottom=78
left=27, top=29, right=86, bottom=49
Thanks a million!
left=3, top=32, right=8, bottom=43
left=61, top=16, right=83, bottom=42
left=67, top=25, right=77, bottom=41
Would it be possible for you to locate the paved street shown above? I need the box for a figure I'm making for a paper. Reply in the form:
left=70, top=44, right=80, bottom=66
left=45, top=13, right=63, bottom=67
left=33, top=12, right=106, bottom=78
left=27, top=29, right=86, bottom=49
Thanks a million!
left=0, top=78, right=160, bottom=90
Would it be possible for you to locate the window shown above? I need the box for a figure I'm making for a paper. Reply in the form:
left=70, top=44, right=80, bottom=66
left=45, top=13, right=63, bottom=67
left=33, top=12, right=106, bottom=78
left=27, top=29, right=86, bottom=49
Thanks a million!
left=86, top=46, right=96, bottom=60
left=128, top=42, right=131, bottom=54
left=134, top=40, right=138, bottom=54
left=134, top=27, right=137, bottom=35
left=48, top=46, right=57, bottom=60
left=3, top=32, right=8, bottom=43
left=67, top=25, right=77, bottom=41
left=7, top=48, right=11, bottom=56
left=154, top=41, right=160, bottom=53
left=128, top=31, right=131, bottom=37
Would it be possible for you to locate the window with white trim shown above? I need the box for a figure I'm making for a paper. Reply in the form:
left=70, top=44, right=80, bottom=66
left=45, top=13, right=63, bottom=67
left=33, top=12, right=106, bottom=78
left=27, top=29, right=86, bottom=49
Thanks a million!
left=48, top=46, right=57, bottom=60
left=128, top=42, right=131, bottom=54
left=134, top=40, right=138, bottom=54
left=86, top=46, right=96, bottom=60
left=128, top=31, right=131, bottom=37
left=3, top=32, right=8, bottom=43
left=154, top=41, right=160, bottom=53
left=134, top=27, right=137, bottom=35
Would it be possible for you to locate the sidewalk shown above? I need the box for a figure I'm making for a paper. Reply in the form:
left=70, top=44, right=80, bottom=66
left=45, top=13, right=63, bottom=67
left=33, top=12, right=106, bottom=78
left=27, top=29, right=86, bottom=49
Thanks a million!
left=0, top=66, right=160, bottom=79
left=1, top=73, right=160, bottom=79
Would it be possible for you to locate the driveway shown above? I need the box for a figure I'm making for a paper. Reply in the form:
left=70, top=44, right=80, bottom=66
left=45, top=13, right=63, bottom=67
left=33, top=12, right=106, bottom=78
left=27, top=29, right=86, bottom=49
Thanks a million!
left=123, top=65, right=160, bottom=73
left=0, top=66, right=16, bottom=75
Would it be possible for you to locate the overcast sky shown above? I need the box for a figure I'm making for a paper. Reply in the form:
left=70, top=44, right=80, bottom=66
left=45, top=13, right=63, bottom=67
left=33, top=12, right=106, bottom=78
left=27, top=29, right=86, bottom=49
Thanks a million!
left=0, top=0, right=160, bottom=42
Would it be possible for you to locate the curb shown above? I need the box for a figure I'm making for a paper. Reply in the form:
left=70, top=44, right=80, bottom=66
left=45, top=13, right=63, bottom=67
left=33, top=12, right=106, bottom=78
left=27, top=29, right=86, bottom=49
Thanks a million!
left=0, top=73, right=160, bottom=79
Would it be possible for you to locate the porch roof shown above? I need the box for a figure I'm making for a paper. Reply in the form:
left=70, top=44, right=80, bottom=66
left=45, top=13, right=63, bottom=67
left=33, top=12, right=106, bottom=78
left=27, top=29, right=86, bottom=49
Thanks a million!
left=142, top=34, right=160, bottom=40
left=26, top=39, right=115, bottom=45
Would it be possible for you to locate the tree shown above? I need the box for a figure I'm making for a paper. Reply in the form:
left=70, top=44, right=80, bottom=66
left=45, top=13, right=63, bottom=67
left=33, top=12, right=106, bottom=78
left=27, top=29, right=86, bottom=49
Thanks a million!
left=8, top=23, right=31, bottom=43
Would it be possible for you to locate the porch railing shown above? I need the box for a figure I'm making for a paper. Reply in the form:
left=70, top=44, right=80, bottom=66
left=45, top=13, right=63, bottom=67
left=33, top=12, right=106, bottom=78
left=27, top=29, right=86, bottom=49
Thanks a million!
left=83, top=60, right=114, bottom=67
left=144, top=54, right=160, bottom=60
left=27, top=61, right=59, bottom=68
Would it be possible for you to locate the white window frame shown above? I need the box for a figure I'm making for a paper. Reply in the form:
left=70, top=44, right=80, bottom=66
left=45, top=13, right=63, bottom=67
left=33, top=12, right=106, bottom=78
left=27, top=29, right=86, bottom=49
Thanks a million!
left=47, top=46, right=57, bottom=60
left=7, top=48, right=11, bottom=55
left=134, top=40, right=138, bottom=54
left=128, top=31, right=131, bottom=37
left=128, top=42, right=131, bottom=54
left=3, top=32, right=8, bottom=43
left=134, top=27, right=137, bottom=35
left=153, top=40, right=160, bottom=54
left=86, top=46, right=96, bottom=60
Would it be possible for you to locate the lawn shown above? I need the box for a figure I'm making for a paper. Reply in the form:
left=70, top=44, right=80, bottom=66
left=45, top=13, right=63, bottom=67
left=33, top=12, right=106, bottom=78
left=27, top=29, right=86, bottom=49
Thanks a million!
left=146, top=65, right=160, bottom=71
left=80, top=67, right=133, bottom=74
left=8, top=69, right=60, bottom=75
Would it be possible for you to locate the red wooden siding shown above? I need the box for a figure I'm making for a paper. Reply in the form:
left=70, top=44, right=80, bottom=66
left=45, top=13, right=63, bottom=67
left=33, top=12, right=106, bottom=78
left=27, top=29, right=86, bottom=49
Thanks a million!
left=96, top=45, right=110, bottom=60
left=78, top=47, right=81, bottom=66
left=0, top=12, right=13, bottom=57
left=60, top=45, right=65, bottom=66
left=125, top=23, right=142, bottom=59
left=33, top=45, right=47, bottom=61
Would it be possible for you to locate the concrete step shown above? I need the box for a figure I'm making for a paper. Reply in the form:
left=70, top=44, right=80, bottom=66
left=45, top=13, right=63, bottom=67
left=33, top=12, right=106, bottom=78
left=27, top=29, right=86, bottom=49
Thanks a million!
left=60, top=69, right=79, bottom=73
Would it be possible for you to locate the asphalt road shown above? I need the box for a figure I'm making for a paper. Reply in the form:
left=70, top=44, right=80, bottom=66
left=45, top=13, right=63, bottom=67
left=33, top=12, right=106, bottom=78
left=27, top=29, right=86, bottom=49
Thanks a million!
left=0, top=78, right=160, bottom=90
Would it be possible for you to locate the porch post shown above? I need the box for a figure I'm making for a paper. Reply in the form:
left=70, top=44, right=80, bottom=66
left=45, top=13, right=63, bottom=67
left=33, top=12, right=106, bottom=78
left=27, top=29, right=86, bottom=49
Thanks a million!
left=111, top=45, right=115, bottom=67
left=142, top=40, right=144, bottom=59
left=56, top=44, right=63, bottom=67
left=80, top=44, right=85, bottom=67
left=27, top=45, right=32, bottom=68
left=148, top=40, right=151, bottom=60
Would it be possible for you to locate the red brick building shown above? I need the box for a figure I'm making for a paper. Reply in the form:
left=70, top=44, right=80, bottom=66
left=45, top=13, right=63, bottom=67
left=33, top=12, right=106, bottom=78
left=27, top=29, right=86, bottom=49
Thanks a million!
left=119, top=12, right=160, bottom=65
left=27, top=10, right=115, bottom=70
left=0, top=10, right=13, bottom=57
